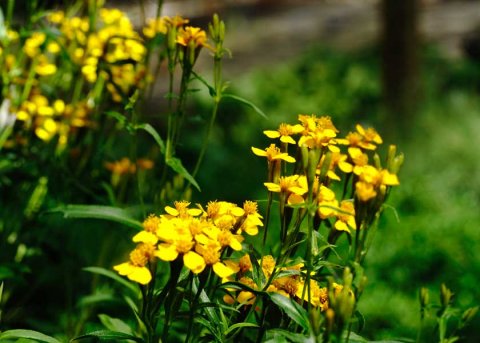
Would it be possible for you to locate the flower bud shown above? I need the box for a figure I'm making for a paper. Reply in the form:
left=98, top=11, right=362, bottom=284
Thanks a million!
left=461, top=306, right=479, bottom=325
left=419, top=287, right=429, bottom=308
left=440, top=283, right=453, bottom=308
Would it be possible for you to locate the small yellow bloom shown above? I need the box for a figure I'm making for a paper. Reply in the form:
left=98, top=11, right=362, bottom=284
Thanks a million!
left=113, top=243, right=155, bottom=285
left=334, top=200, right=356, bottom=232
left=252, top=144, right=295, bottom=163
left=264, top=123, right=304, bottom=145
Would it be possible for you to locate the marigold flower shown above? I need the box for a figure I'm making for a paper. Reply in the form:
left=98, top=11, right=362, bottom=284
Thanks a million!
left=334, top=200, right=356, bottom=232
left=264, top=123, right=304, bottom=145
left=176, top=26, right=207, bottom=48
left=252, top=144, right=296, bottom=163
left=113, top=243, right=156, bottom=284
left=264, top=175, right=308, bottom=205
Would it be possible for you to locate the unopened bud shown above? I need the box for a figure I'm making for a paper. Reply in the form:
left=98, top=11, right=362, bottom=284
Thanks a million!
left=373, top=153, right=381, bottom=169
left=461, top=306, right=479, bottom=325
left=440, top=283, right=453, bottom=308
left=318, top=151, right=331, bottom=182
left=419, top=287, right=429, bottom=308
left=392, top=153, right=404, bottom=174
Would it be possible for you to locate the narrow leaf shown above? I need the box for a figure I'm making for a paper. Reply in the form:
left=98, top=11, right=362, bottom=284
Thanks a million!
left=71, top=330, right=143, bottom=342
left=135, top=123, right=165, bottom=154
left=0, top=329, right=61, bottom=343
left=269, top=293, right=310, bottom=331
left=224, top=322, right=258, bottom=337
left=222, top=93, right=267, bottom=119
left=98, top=314, right=133, bottom=335
left=166, top=157, right=200, bottom=191
left=264, top=329, right=313, bottom=343
left=192, top=71, right=216, bottom=97
left=48, top=205, right=143, bottom=231
left=83, top=267, right=139, bottom=295
left=105, top=110, right=126, bottom=125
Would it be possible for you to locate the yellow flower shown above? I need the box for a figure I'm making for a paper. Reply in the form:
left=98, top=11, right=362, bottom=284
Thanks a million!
left=24, top=32, right=46, bottom=57
left=334, top=200, right=356, bottom=233
left=105, top=158, right=136, bottom=175
left=176, top=26, right=207, bottom=48
left=316, top=184, right=338, bottom=219
left=355, top=181, right=377, bottom=202
left=35, top=118, right=58, bottom=141
left=164, top=201, right=203, bottom=218
left=236, top=201, right=263, bottom=236
left=165, top=15, right=190, bottom=28
left=264, top=175, right=308, bottom=205
left=35, top=56, right=57, bottom=76
left=113, top=243, right=156, bottom=285
left=143, top=17, right=168, bottom=38
left=264, top=123, right=304, bottom=145
left=338, top=124, right=383, bottom=150
left=252, top=144, right=295, bottom=163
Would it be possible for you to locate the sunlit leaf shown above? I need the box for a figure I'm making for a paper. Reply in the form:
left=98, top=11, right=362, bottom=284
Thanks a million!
left=135, top=123, right=165, bottom=154
left=264, top=329, right=313, bottom=343
left=48, top=205, right=143, bottom=231
left=71, top=329, right=143, bottom=342
left=98, top=314, right=134, bottom=335
left=0, top=329, right=61, bottom=343
left=166, top=157, right=200, bottom=191
left=269, top=293, right=310, bottom=331
left=224, top=322, right=258, bottom=337
left=222, top=93, right=267, bottom=119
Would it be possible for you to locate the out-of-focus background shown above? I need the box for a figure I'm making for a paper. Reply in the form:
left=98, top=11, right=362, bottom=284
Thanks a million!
left=2, top=0, right=480, bottom=340
left=153, top=0, right=480, bottom=340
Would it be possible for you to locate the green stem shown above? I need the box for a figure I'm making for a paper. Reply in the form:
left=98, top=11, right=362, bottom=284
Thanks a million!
left=192, top=97, right=219, bottom=177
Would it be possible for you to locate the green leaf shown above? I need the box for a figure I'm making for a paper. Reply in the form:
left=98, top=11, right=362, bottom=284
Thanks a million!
left=71, top=330, right=143, bottom=342
left=192, top=71, right=216, bottom=97
left=224, top=322, right=258, bottom=337
left=77, top=293, right=120, bottom=308
left=0, top=329, right=61, bottom=343
left=105, top=110, right=126, bottom=125
left=166, top=157, right=200, bottom=191
left=135, top=123, right=165, bottom=154
left=98, top=314, right=134, bottom=335
left=264, top=329, right=313, bottom=343
left=83, top=267, right=139, bottom=295
left=269, top=293, right=310, bottom=332
left=222, top=93, right=267, bottom=119
left=47, top=205, right=143, bottom=231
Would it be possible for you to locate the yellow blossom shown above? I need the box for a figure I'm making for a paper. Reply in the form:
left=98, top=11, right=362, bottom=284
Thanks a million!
left=252, top=144, right=296, bottom=163
left=264, top=123, right=304, bottom=145
left=113, top=243, right=156, bottom=285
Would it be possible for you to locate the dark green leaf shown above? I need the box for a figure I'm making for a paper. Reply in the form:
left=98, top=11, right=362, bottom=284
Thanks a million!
left=83, top=267, right=139, bottom=295
left=269, top=293, right=310, bottom=332
left=98, top=314, right=133, bottom=335
left=222, top=93, right=267, bottom=119
left=47, top=205, right=143, bottom=231
left=264, top=329, right=313, bottom=343
left=105, top=111, right=126, bottom=125
left=224, top=322, right=258, bottom=337
left=77, top=293, right=120, bottom=308
left=0, top=330, right=61, bottom=343
left=135, top=123, right=165, bottom=154
left=71, top=330, right=143, bottom=342
left=166, top=157, right=200, bottom=191
left=192, top=71, right=216, bottom=97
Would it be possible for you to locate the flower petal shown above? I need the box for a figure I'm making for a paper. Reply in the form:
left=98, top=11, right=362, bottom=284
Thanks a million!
left=184, top=251, right=206, bottom=274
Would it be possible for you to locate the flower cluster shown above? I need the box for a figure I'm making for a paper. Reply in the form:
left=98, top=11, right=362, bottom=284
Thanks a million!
left=253, top=115, right=403, bottom=235
left=1, top=6, right=211, bottom=149
left=223, top=254, right=348, bottom=311
left=114, top=200, right=263, bottom=284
